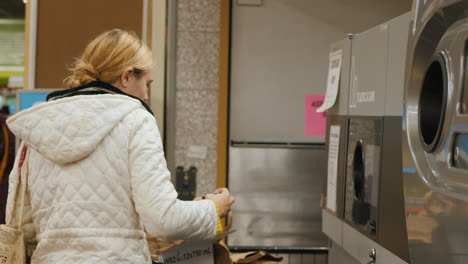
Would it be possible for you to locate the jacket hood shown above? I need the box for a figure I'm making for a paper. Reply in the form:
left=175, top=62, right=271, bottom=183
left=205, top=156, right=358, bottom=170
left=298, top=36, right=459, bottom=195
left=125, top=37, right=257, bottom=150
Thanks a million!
left=7, top=94, right=143, bottom=165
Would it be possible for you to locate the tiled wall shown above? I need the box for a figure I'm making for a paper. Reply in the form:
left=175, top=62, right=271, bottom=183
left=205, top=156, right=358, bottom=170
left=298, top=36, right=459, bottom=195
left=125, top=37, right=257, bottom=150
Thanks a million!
left=174, top=0, right=221, bottom=196
left=275, top=253, right=328, bottom=264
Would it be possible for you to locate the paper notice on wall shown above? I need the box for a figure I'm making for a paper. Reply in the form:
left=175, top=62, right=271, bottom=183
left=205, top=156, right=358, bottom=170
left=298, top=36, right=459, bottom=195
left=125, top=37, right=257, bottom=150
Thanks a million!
left=186, top=145, right=208, bottom=159
left=317, top=50, right=343, bottom=113
left=326, top=125, right=340, bottom=212
left=305, top=94, right=327, bottom=136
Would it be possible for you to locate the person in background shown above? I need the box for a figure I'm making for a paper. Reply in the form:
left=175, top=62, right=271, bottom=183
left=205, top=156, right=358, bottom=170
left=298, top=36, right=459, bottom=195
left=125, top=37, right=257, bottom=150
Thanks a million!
left=5, top=29, right=234, bottom=264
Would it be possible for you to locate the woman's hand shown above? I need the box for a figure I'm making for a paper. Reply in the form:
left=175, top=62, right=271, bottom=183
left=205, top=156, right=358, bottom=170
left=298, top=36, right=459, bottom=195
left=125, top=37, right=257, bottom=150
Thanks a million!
left=205, top=188, right=235, bottom=216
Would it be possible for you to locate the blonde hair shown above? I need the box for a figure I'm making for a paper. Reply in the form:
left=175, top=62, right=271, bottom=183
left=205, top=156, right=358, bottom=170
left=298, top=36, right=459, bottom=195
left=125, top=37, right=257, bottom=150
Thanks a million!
left=65, top=29, right=153, bottom=88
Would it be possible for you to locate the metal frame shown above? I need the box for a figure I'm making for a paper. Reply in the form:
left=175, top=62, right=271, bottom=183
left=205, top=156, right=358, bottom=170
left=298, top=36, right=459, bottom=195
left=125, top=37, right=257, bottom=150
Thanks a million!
left=27, top=0, right=38, bottom=89
left=150, top=0, right=168, bottom=139
left=228, top=246, right=328, bottom=254
left=165, top=0, right=178, bottom=181
left=142, top=0, right=149, bottom=44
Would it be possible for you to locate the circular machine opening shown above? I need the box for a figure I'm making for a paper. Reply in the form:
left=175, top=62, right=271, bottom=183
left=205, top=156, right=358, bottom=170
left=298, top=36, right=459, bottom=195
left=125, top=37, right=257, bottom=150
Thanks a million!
left=418, top=54, right=448, bottom=153
left=353, top=140, right=365, bottom=200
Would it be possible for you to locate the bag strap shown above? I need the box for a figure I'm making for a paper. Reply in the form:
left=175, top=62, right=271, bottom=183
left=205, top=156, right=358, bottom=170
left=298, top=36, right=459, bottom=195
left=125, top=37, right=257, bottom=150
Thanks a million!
left=0, top=122, right=10, bottom=183
left=7, top=144, right=30, bottom=228
left=18, top=146, right=31, bottom=229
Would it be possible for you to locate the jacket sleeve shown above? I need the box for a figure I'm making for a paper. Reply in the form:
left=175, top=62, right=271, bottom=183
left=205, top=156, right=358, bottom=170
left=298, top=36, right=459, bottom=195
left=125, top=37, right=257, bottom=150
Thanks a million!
left=129, top=110, right=219, bottom=241
left=5, top=143, right=37, bottom=254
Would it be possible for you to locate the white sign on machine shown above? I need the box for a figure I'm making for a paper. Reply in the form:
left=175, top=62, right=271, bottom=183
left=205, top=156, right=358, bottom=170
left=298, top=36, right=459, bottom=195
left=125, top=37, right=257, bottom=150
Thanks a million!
left=326, top=125, right=340, bottom=212
left=317, top=49, right=343, bottom=113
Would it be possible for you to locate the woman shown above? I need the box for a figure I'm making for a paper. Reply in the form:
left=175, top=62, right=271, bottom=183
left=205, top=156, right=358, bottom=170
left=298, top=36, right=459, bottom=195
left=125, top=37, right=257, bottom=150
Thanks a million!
left=5, top=29, right=234, bottom=263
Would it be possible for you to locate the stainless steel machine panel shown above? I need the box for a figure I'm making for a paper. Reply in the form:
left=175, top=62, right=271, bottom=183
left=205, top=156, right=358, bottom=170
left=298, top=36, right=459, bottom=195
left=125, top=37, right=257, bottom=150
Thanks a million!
left=379, top=14, right=411, bottom=262
left=328, top=240, right=361, bottom=264
left=348, top=23, right=389, bottom=116
left=386, top=13, right=410, bottom=116
left=404, top=0, right=468, bottom=263
left=344, top=118, right=383, bottom=238
left=342, top=222, right=407, bottom=264
left=324, top=13, right=411, bottom=264
left=322, top=209, right=343, bottom=246
left=228, top=146, right=328, bottom=247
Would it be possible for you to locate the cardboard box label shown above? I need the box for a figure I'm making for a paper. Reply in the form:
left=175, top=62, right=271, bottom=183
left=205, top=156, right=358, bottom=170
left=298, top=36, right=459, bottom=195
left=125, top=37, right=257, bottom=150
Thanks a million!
left=158, top=240, right=214, bottom=264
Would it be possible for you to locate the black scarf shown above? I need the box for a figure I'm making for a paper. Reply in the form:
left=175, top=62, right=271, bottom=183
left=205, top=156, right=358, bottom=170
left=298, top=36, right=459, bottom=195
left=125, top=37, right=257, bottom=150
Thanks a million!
left=47, top=81, right=154, bottom=115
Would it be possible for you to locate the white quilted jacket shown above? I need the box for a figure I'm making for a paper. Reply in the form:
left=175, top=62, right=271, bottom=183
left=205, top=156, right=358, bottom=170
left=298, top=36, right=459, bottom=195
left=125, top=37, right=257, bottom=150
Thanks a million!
left=5, top=94, right=219, bottom=264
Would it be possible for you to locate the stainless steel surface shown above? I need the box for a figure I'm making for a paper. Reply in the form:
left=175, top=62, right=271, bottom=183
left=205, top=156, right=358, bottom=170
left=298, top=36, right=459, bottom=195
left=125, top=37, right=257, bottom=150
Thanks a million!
left=404, top=0, right=468, bottom=263
left=322, top=209, right=343, bottom=246
left=342, top=222, right=407, bottom=264
left=411, top=0, right=436, bottom=35
left=405, top=0, right=468, bottom=201
left=403, top=130, right=468, bottom=263
left=369, top=248, right=377, bottom=261
left=230, top=142, right=324, bottom=149
left=228, top=147, right=328, bottom=247
left=452, top=134, right=468, bottom=169
left=348, top=23, right=388, bottom=116
left=411, top=0, right=465, bottom=35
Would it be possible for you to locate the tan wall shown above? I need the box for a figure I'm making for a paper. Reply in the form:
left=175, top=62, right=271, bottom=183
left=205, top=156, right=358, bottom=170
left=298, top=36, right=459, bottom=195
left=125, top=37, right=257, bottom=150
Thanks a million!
left=35, top=0, right=143, bottom=88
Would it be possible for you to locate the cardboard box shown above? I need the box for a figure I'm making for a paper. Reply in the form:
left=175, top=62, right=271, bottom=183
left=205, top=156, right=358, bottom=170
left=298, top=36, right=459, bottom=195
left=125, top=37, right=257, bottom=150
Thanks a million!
left=156, top=239, right=215, bottom=264
left=154, top=237, right=283, bottom=264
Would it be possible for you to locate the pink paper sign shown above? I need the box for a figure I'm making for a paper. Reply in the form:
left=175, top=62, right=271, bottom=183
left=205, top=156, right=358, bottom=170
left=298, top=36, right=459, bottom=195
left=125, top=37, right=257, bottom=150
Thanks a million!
left=305, top=94, right=327, bottom=136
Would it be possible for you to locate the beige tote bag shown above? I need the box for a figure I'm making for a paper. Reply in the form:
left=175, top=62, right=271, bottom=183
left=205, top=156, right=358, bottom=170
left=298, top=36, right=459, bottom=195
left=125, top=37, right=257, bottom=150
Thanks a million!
left=0, top=146, right=30, bottom=264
